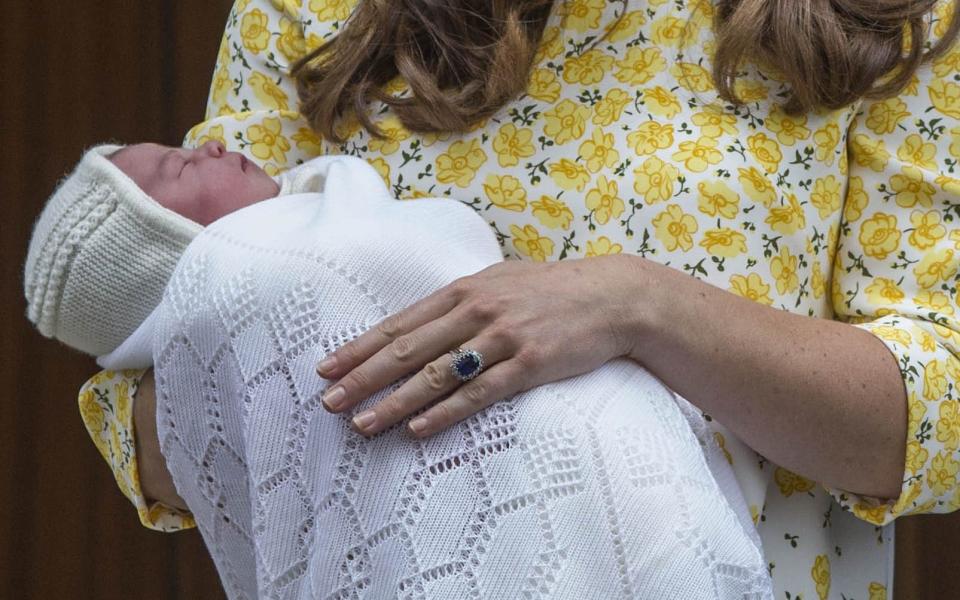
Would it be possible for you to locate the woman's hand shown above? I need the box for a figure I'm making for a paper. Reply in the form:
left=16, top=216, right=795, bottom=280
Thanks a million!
left=317, top=254, right=648, bottom=437
left=135, top=370, right=188, bottom=510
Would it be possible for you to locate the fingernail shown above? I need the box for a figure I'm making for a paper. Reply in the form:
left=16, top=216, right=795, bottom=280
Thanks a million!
left=317, top=356, right=337, bottom=374
left=408, top=417, right=428, bottom=435
left=322, top=386, right=345, bottom=411
left=353, top=410, right=376, bottom=431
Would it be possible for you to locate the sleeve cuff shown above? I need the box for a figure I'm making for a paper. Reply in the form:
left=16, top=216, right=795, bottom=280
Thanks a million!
left=823, top=314, right=960, bottom=525
left=78, top=369, right=196, bottom=532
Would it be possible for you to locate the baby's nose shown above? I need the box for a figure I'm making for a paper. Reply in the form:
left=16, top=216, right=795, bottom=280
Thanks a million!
left=199, top=140, right=226, bottom=157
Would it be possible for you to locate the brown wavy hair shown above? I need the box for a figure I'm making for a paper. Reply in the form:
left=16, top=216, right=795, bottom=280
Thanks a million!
left=292, top=0, right=960, bottom=142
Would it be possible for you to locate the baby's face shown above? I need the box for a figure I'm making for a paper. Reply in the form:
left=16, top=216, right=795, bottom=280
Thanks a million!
left=110, top=141, right=280, bottom=225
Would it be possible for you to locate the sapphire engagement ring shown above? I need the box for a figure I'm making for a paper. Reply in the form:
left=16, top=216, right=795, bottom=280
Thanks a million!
left=448, top=347, right=485, bottom=382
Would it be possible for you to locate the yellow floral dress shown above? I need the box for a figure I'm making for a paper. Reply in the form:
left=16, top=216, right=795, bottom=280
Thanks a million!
left=79, top=0, right=960, bottom=597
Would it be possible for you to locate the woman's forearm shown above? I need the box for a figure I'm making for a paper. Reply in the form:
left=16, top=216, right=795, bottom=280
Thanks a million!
left=134, top=370, right=188, bottom=510
left=621, top=256, right=907, bottom=500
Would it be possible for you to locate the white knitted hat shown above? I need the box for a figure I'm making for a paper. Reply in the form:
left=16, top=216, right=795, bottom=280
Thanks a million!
left=24, top=144, right=203, bottom=357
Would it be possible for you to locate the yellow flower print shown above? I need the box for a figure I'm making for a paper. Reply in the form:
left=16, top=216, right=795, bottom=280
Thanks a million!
left=770, top=246, right=799, bottom=294
left=950, top=126, right=960, bottom=160
left=560, top=0, right=605, bottom=32
left=672, top=136, right=723, bottom=173
left=948, top=355, right=960, bottom=381
left=872, top=325, right=913, bottom=347
left=368, top=157, right=391, bottom=188
left=642, top=86, right=682, bottom=118
left=929, top=78, right=960, bottom=119
left=774, top=467, right=815, bottom=497
left=747, top=132, right=783, bottom=174
left=697, top=180, right=740, bottom=219
left=534, top=26, right=564, bottom=63
left=368, top=116, right=411, bottom=155
left=810, top=175, right=841, bottom=219
left=240, top=9, right=271, bottom=54
left=633, top=156, right=679, bottom=205
left=851, top=133, right=891, bottom=172
left=865, top=97, right=910, bottom=135
left=924, top=358, right=948, bottom=401
left=728, top=273, right=774, bottom=306
left=928, top=450, right=960, bottom=496
left=614, top=47, right=666, bottom=85
left=734, top=79, right=768, bottom=103
left=737, top=167, right=777, bottom=207
left=651, top=16, right=686, bottom=47
left=813, top=121, right=841, bottom=164
left=531, top=195, right=574, bottom=230
left=549, top=159, right=591, bottom=192
left=700, top=228, right=747, bottom=258
left=527, top=68, right=562, bottom=103
left=592, top=88, right=631, bottom=126
left=844, top=176, right=868, bottom=223
left=436, top=139, right=487, bottom=187
left=482, top=174, right=527, bottom=212
left=291, top=127, right=322, bottom=155
left=195, top=124, right=226, bottom=148
left=868, top=581, right=888, bottom=600
left=670, top=62, right=714, bottom=93
left=492, top=123, right=535, bottom=168
left=890, top=166, right=937, bottom=208
left=585, top=176, right=625, bottom=225
left=692, top=109, right=737, bottom=139
left=865, top=277, right=905, bottom=306
left=908, top=389, right=926, bottom=435
left=913, top=247, right=957, bottom=289
left=543, top=99, right=591, bottom=144
left=585, top=236, right=623, bottom=257
left=906, top=439, right=930, bottom=475
left=627, top=121, right=674, bottom=155
left=810, top=259, right=825, bottom=298
left=270, top=0, right=303, bottom=17
left=247, top=118, right=291, bottom=163
left=605, top=10, right=646, bottom=42
left=309, top=0, right=354, bottom=21
left=859, top=213, right=901, bottom=260
left=765, top=108, right=811, bottom=146
left=897, top=133, right=938, bottom=170
left=211, top=65, right=231, bottom=107
left=579, top=127, right=620, bottom=173
left=811, top=554, right=831, bottom=600
left=563, top=49, right=614, bottom=85
left=653, top=204, right=698, bottom=252
left=937, top=400, right=960, bottom=451
left=765, top=193, right=806, bottom=235
left=510, top=224, right=554, bottom=262
left=935, top=0, right=956, bottom=38
left=909, top=210, right=947, bottom=250
left=248, top=72, right=290, bottom=111
left=713, top=431, right=733, bottom=465
left=276, top=16, right=306, bottom=61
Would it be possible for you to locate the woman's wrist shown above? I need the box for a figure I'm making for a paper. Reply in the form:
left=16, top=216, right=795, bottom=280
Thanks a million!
left=133, top=370, right=188, bottom=510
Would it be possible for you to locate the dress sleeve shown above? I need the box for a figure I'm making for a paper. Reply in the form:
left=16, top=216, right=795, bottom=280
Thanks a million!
left=78, top=369, right=196, bottom=532
left=824, top=28, right=960, bottom=525
left=180, top=0, right=343, bottom=173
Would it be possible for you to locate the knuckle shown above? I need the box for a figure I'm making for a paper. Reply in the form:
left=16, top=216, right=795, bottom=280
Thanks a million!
left=377, top=313, right=404, bottom=339
left=514, top=347, right=540, bottom=370
left=485, top=325, right=513, bottom=347
left=390, top=334, right=417, bottom=362
left=343, top=368, right=372, bottom=392
left=430, top=401, right=454, bottom=426
left=421, top=362, right=449, bottom=392
left=463, top=298, right=495, bottom=322
left=461, top=380, right=489, bottom=407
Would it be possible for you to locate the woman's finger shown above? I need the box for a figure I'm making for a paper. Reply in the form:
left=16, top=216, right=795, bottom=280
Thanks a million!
left=317, top=283, right=463, bottom=378
left=405, top=358, right=528, bottom=438
left=350, top=335, right=513, bottom=436
left=321, top=303, right=487, bottom=414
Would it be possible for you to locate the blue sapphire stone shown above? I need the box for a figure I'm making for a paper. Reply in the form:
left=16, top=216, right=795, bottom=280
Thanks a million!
left=456, top=353, right=481, bottom=378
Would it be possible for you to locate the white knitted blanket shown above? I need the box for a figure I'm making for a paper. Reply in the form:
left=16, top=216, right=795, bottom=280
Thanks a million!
left=129, top=157, right=773, bottom=598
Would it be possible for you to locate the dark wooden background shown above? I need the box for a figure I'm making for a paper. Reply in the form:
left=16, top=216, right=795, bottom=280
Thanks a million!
left=1, top=1, right=958, bottom=598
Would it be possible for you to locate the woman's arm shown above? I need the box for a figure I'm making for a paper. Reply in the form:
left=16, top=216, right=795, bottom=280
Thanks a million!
left=133, top=370, right=188, bottom=511
left=621, top=256, right=907, bottom=501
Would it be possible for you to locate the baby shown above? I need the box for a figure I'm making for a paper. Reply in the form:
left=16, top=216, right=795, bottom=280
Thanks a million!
left=25, top=144, right=773, bottom=599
